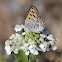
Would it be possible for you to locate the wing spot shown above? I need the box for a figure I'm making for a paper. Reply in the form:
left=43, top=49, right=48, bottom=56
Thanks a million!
left=38, top=25, right=39, bottom=26
left=31, top=27, right=32, bottom=28
left=32, top=8, right=33, bottom=9
left=34, top=27, right=35, bottom=28
left=30, top=14, right=32, bottom=16
left=29, top=18, right=30, bottom=19
left=32, top=11, right=34, bottom=13
left=30, top=12, right=33, bottom=15
left=33, top=15, right=35, bottom=17
left=34, top=13, right=37, bottom=17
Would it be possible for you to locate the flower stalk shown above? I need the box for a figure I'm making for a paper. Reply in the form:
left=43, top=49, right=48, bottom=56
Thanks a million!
left=36, top=52, right=42, bottom=62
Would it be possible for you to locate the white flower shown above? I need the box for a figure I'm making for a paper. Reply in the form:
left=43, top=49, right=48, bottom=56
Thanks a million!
left=25, top=51, right=29, bottom=56
left=49, top=41, right=54, bottom=46
left=14, top=49, right=18, bottom=54
left=15, top=33, right=21, bottom=38
left=5, top=40, right=10, bottom=46
left=23, top=47, right=28, bottom=52
left=9, top=33, right=21, bottom=42
left=5, top=24, right=57, bottom=56
left=37, top=48, right=42, bottom=51
left=20, top=43, right=29, bottom=52
left=30, top=49, right=38, bottom=55
left=22, top=32, right=26, bottom=35
left=40, top=34, right=46, bottom=38
left=47, top=34, right=54, bottom=41
left=15, top=24, right=24, bottom=32
left=14, top=33, right=22, bottom=41
left=9, top=34, right=15, bottom=39
left=29, top=45, right=32, bottom=50
left=20, top=46, right=24, bottom=50
left=43, top=42, right=50, bottom=48
left=10, top=40, right=14, bottom=45
left=29, top=45, right=37, bottom=50
left=21, top=43, right=29, bottom=55
left=29, top=45, right=38, bottom=55
left=51, top=46, right=57, bottom=51
left=10, top=46, right=15, bottom=51
left=39, top=44, right=44, bottom=49
left=5, top=46, right=11, bottom=55
left=24, top=43, right=29, bottom=47
left=53, top=38, right=57, bottom=42
left=28, top=39, right=36, bottom=45
left=39, top=44, right=46, bottom=52
left=41, top=48, right=46, bottom=52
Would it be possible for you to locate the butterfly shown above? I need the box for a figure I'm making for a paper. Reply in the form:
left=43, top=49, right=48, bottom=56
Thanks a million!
left=25, top=6, right=45, bottom=33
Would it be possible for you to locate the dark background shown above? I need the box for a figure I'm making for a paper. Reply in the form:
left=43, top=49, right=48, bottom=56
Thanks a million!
left=0, top=0, right=62, bottom=62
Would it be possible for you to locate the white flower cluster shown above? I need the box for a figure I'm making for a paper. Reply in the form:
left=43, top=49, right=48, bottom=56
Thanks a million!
left=5, top=24, right=57, bottom=56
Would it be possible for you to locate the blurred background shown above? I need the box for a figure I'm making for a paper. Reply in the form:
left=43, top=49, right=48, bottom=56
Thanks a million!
left=0, top=0, right=62, bottom=62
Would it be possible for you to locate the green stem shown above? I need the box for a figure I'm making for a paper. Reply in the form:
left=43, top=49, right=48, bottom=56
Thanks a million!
left=29, top=58, right=31, bottom=62
left=36, top=53, right=42, bottom=62
left=14, top=54, right=18, bottom=62
left=28, top=54, right=34, bottom=62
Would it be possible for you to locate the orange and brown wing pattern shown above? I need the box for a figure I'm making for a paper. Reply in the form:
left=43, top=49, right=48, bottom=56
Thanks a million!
left=25, top=6, right=40, bottom=24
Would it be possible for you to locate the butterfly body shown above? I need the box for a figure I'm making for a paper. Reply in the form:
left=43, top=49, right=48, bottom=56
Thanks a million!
left=25, top=6, right=45, bottom=33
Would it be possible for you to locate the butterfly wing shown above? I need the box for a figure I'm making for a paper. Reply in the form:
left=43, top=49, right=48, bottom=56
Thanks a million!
left=25, top=17, right=45, bottom=33
left=25, top=6, right=39, bottom=24
left=25, top=6, right=45, bottom=33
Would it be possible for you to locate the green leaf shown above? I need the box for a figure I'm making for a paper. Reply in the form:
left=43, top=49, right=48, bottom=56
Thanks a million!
left=14, top=50, right=28, bottom=62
